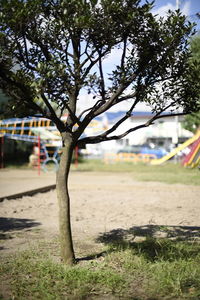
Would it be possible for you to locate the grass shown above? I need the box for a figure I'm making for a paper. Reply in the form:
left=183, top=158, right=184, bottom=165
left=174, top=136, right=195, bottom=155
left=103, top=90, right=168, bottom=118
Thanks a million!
left=1, top=238, right=200, bottom=299
left=71, top=159, right=200, bottom=186
left=3, top=157, right=199, bottom=185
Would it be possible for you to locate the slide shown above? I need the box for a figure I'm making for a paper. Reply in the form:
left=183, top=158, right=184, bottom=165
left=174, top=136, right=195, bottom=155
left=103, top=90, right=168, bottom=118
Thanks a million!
left=187, top=143, right=200, bottom=168
left=182, top=137, right=200, bottom=166
left=150, top=131, right=200, bottom=165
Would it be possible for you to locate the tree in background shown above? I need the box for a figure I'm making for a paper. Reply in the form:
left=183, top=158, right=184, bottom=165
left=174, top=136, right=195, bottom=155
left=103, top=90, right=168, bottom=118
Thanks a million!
left=0, top=0, right=200, bottom=264
left=183, top=35, right=200, bottom=133
left=183, top=111, right=200, bottom=133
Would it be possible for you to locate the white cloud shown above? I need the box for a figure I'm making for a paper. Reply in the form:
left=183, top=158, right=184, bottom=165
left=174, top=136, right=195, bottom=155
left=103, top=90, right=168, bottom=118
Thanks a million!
left=152, top=1, right=191, bottom=18
left=103, top=48, right=123, bottom=67
left=182, top=1, right=190, bottom=16
left=152, top=3, right=176, bottom=17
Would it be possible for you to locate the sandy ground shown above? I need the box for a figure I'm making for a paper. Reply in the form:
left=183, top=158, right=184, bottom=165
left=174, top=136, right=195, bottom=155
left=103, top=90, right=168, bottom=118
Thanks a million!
left=0, top=170, right=200, bottom=257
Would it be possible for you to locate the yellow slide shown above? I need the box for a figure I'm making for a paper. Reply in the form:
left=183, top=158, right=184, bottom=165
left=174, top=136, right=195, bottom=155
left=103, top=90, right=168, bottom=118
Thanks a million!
left=150, top=130, right=200, bottom=165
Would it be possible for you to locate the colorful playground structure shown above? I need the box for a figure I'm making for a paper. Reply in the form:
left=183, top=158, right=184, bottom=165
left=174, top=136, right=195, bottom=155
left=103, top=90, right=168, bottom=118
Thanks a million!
left=150, top=130, right=200, bottom=167
left=0, top=116, right=107, bottom=171
left=181, top=134, right=200, bottom=168
left=0, top=116, right=200, bottom=170
left=0, top=117, right=61, bottom=172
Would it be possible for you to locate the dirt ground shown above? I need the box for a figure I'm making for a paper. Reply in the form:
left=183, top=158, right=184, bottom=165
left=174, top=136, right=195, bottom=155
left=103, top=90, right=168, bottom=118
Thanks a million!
left=0, top=171, right=200, bottom=257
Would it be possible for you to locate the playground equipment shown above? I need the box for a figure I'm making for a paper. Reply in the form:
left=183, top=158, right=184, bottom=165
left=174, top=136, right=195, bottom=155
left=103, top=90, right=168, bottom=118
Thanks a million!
left=0, top=116, right=105, bottom=171
left=0, top=117, right=61, bottom=172
left=150, top=130, right=200, bottom=166
left=182, top=136, right=200, bottom=168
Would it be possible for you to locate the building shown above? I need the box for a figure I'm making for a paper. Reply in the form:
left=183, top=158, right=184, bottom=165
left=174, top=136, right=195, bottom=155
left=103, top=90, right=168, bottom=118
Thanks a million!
left=83, top=111, right=193, bottom=156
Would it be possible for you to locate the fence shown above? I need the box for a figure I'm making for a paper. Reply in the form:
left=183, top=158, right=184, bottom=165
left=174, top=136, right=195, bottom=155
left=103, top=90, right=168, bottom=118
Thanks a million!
left=104, top=152, right=157, bottom=164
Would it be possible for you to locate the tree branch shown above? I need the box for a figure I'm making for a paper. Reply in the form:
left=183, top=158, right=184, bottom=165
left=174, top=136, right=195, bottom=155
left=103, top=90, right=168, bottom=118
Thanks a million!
left=82, top=47, right=110, bottom=80
left=40, top=93, right=68, bottom=132
left=65, top=102, right=81, bottom=127
left=40, top=93, right=57, bottom=117
left=88, top=73, right=137, bottom=117
left=78, top=99, right=105, bottom=119
left=98, top=51, right=106, bottom=101
left=99, top=98, right=139, bottom=138
left=79, top=48, right=97, bottom=69
left=121, top=37, right=127, bottom=71
left=77, top=99, right=188, bottom=146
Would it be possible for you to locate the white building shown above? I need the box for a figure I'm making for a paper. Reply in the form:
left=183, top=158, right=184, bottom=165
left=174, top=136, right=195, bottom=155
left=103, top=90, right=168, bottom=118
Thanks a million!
left=83, top=111, right=193, bottom=156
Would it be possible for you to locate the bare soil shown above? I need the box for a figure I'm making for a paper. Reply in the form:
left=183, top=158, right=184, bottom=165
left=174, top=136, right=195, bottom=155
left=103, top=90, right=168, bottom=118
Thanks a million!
left=0, top=171, right=200, bottom=257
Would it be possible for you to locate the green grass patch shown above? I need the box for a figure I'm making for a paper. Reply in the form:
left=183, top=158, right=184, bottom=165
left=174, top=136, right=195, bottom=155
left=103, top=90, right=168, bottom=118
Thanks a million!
left=0, top=247, right=126, bottom=300
left=1, top=238, right=200, bottom=299
left=4, top=158, right=199, bottom=185
left=72, top=160, right=200, bottom=185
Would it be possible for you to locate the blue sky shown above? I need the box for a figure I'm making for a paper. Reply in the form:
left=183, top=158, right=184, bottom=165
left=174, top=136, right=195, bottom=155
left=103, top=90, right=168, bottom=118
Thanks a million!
left=152, top=0, right=200, bottom=30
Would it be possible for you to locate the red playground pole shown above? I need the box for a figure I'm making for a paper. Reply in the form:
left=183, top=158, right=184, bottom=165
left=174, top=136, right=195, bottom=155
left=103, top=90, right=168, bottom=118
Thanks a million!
left=0, top=136, right=4, bottom=169
left=38, top=135, right=41, bottom=176
left=75, top=146, right=78, bottom=168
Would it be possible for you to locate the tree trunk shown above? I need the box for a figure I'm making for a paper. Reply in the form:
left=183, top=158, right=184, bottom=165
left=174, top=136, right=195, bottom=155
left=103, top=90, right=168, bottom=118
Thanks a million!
left=56, top=136, right=75, bottom=265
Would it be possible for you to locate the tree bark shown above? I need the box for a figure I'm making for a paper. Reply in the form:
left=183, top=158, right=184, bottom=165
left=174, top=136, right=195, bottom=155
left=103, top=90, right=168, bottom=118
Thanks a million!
left=56, top=135, right=75, bottom=265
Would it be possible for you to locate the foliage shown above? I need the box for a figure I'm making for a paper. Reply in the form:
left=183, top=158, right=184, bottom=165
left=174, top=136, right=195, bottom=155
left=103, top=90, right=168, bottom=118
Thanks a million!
left=190, top=34, right=200, bottom=61
left=0, top=0, right=200, bottom=145
left=183, top=111, right=200, bottom=133
left=1, top=238, right=200, bottom=299
left=182, top=35, right=200, bottom=133
left=0, top=89, right=10, bottom=115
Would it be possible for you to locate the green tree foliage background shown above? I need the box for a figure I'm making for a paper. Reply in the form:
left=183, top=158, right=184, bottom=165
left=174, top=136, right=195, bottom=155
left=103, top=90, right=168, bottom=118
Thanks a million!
left=183, top=35, right=200, bottom=133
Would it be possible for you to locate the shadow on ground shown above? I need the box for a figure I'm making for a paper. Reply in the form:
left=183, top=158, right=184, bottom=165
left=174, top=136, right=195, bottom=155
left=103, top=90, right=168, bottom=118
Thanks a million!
left=97, top=224, right=200, bottom=244
left=81, top=225, right=200, bottom=263
left=0, top=217, right=41, bottom=242
left=77, top=225, right=200, bottom=262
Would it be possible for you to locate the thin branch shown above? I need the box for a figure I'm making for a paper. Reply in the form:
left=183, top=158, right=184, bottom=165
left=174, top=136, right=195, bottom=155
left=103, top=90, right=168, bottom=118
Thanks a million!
left=40, top=93, right=57, bottom=116
left=26, top=22, right=52, bottom=62
left=121, top=37, right=127, bottom=71
left=113, top=91, right=137, bottom=105
left=100, top=98, right=139, bottom=138
left=77, top=110, right=188, bottom=146
left=23, top=33, right=29, bottom=67
left=15, top=38, right=36, bottom=71
left=77, top=95, right=187, bottom=146
left=65, top=102, right=81, bottom=126
left=66, top=51, right=74, bottom=58
left=111, top=111, right=188, bottom=140
left=149, top=74, right=181, bottom=86
left=98, top=52, right=106, bottom=101
left=78, top=99, right=106, bottom=119
left=39, top=93, right=68, bottom=132
left=78, top=90, right=137, bottom=121
left=90, top=73, right=137, bottom=117
left=75, top=74, right=138, bottom=140
left=64, top=38, right=79, bottom=79
left=82, top=47, right=110, bottom=80
left=79, top=48, right=97, bottom=69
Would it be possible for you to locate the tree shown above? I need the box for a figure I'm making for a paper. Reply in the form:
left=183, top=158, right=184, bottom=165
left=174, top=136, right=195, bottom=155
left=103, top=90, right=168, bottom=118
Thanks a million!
left=183, top=111, right=200, bottom=133
left=183, top=35, right=200, bottom=133
left=0, top=0, right=200, bottom=264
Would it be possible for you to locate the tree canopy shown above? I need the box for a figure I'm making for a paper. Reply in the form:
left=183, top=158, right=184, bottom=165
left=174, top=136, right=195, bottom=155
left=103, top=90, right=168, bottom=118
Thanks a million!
left=0, top=0, right=199, bottom=146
